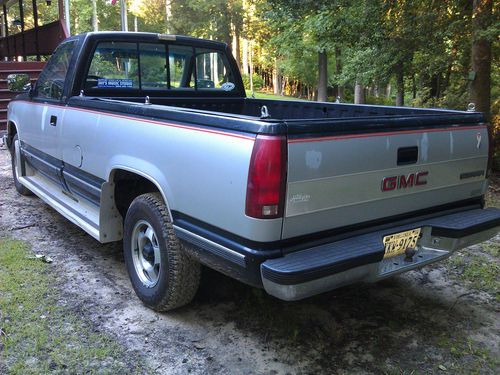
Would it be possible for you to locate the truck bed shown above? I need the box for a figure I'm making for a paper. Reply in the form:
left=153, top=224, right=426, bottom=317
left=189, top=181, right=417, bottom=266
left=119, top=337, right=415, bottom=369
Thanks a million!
left=69, top=96, right=485, bottom=136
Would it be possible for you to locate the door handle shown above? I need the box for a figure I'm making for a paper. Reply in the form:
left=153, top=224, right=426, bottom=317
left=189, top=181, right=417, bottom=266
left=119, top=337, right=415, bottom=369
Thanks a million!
left=50, top=115, right=57, bottom=126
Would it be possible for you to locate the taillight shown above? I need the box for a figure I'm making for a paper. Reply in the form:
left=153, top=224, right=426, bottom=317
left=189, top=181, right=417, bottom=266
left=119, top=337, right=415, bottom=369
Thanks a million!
left=487, top=124, right=494, bottom=178
left=246, top=135, right=287, bottom=219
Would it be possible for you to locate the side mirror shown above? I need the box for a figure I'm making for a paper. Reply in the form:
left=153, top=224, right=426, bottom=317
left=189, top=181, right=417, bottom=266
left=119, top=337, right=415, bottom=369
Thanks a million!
left=7, top=73, right=31, bottom=92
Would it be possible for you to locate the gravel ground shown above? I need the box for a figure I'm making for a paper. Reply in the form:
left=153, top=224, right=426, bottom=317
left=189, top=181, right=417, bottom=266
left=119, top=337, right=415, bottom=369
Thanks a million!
left=0, top=144, right=499, bottom=374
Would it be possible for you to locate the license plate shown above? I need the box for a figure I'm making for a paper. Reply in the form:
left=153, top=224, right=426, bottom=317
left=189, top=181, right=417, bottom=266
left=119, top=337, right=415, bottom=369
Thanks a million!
left=383, top=228, right=421, bottom=258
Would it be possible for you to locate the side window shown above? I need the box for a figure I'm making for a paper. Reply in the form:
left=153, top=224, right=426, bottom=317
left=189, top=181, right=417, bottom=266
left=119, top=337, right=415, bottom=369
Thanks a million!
left=85, top=42, right=139, bottom=90
left=169, top=45, right=194, bottom=89
left=139, top=43, right=168, bottom=90
left=195, top=49, right=235, bottom=91
left=35, top=41, right=76, bottom=100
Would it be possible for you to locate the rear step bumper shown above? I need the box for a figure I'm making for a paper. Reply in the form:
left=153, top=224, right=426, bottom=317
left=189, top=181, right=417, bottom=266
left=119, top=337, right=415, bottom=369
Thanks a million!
left=261, top=208, right=500, bottom=301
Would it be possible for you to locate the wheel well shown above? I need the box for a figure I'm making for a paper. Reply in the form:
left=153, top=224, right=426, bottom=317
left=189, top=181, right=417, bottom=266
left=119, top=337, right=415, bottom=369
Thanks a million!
left=6, top=121, right=17, bottom=148
left=112, top=169, right=161, bottom=218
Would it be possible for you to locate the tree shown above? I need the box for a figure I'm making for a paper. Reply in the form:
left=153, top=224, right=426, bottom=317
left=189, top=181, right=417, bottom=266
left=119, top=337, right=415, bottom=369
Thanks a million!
left=470, top=0, right=493, bottom=118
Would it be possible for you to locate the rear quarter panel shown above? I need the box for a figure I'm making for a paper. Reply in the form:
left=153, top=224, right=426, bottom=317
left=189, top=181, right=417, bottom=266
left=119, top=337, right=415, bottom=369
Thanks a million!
left=61, top=105, right=284, bottom=242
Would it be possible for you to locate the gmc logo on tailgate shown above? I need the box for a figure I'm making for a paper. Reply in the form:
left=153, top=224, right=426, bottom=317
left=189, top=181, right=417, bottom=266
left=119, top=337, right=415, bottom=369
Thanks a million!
left=382, top=171, right=428, bottom=192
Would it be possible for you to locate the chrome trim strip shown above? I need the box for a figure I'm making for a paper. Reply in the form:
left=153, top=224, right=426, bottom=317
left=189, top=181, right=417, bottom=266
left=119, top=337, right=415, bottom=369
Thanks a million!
left=22, top=147, right=59, bottom=173
left=63, top=170, right=101, bottom=194
left=173, top=225, right=246, bottom=267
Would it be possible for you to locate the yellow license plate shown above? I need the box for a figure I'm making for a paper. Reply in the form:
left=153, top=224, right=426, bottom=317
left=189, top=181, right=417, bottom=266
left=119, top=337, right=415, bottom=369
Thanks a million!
left=383, top=228, right=421, bottom=258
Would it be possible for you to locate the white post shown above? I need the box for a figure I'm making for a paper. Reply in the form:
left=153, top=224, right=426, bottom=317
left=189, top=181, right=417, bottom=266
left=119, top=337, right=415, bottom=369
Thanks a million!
left=120, top=0, right=128, bottom=31
left=249, top=41, right=253, bottom=94
left=242, top=38, right=249, bottom=75
left=92, top=0, right=98, bottom=31
left=64, top=0, right=71, bottom=35
left=165, top=0, right=171, bottom=34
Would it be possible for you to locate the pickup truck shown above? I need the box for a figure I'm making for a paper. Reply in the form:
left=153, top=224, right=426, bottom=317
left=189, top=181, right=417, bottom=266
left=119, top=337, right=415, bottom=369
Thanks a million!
left=4, top=32, right=500, bottom=311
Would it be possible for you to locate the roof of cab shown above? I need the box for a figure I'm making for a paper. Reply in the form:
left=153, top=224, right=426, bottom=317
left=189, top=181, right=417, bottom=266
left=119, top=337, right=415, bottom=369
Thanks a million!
left=78, top=31, right=228, bottom=49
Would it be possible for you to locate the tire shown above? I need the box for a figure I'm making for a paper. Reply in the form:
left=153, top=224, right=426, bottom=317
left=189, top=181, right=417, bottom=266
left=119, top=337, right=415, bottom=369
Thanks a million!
left=123, top=192, right=201, bottom=311
left=10, top=134, right=33, bottom=196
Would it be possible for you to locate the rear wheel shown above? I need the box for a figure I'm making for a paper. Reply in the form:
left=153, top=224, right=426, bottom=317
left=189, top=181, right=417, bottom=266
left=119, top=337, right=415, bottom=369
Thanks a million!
left=10, top=134, right=33, bottom=196
left=123, top=192, right=200, bottom=311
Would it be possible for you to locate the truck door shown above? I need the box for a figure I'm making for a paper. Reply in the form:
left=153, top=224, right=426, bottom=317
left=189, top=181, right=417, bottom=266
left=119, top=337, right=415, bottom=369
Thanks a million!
left=21, top=40, right=77, bottom=187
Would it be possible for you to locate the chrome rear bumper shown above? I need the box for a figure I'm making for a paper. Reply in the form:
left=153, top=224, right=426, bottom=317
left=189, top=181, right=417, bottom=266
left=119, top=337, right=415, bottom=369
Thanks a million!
left=261, top=208, right=500, bottom=301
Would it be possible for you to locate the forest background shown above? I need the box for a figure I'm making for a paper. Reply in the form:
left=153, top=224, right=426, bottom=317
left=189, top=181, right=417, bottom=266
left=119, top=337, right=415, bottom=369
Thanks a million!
left=5, top=0, right=499, bottom=158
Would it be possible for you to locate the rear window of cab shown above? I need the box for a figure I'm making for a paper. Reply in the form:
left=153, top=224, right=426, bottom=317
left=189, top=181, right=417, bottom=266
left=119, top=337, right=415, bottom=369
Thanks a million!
left=84, top=41, right=237, bottom=93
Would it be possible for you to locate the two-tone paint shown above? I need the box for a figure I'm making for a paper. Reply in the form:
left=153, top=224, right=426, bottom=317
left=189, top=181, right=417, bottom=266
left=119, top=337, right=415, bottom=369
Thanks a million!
left=6, top=31, right=500, bottom=299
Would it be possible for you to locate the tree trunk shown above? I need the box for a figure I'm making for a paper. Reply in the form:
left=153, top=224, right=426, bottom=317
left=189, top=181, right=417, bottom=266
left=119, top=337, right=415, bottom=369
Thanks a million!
left=470, top=0, right=492, bottom=118
left=334, top=48, right=344, bottom=100
left=165, top=0, right=171, bottom=33
left=412, top=75, right=416, bottom=99
left=354, top=81, right=365, bottom=104
left=249, top=41, right=254, bottom=92
left=242, top=38, right=249, bottom=75
left=272, top=60, right=282, bottom=95
left=396, top=64, right=404, bottom=106
left=234, top=28, right=241, bottom=70
left=92, top=0, right=98, bottom=31
left=317, top=50, right=328, bottom=102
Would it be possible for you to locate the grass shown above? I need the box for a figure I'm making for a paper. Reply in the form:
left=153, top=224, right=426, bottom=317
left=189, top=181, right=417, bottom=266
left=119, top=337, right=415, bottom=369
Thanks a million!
left=0, top=238, right=148, bottom=374
left=435, top=334, right=499, bottom=374
left=446, top=180, right=500, bottom=301
left=461, top=254, right=499, bottom=293
left=447, top=247, right=500, bottom=301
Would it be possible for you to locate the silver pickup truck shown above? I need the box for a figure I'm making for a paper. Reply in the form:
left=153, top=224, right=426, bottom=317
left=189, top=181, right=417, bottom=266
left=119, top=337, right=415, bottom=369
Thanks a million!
left=4, top=32, right=500, bottom=311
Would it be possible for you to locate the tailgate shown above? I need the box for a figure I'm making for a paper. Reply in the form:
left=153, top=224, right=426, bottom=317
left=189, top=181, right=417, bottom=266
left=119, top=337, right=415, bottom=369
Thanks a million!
left=282, top=123, right=489, bottom=239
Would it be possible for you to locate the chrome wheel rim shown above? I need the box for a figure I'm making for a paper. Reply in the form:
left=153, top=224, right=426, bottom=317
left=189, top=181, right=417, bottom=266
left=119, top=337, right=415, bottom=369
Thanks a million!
left=131, top=220, right=161, bottom=288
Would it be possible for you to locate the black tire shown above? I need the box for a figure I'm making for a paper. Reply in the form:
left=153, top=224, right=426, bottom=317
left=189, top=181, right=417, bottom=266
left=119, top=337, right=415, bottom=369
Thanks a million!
left=123, top=192, right=200, bottom=311
left=10, top=134, right=33, bottom=196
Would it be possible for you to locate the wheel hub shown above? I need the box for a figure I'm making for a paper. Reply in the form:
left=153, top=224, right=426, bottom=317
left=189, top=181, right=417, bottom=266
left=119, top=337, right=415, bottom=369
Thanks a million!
left=130, top=220, right=161, bottom=288
left=142, top=242, right=155, bottom=262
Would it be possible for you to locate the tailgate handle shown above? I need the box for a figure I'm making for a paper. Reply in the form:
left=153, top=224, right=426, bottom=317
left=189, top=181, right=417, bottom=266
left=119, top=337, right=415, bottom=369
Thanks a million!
left=397, top=146, right=418, bottom=165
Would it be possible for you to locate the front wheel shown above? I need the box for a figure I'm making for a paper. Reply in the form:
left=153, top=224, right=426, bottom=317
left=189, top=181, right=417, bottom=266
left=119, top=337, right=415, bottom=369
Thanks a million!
left=123, top=193, right=201, bottom=311
left=10, top=134, right=33, bottom=196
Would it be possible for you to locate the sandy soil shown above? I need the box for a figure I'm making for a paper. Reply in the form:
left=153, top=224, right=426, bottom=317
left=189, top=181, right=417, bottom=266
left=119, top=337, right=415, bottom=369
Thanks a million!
left=0, top=144, right=498, bottom=374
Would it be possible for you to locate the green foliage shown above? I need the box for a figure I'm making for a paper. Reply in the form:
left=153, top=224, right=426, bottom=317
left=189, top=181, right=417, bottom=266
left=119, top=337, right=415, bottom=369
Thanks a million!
left=13, top=0, right=495, bottom=117
left=242, top=73, right=264, bottom=91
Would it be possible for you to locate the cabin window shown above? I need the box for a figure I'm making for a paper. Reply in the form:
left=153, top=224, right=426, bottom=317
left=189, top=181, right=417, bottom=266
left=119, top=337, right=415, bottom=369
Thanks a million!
left=83, top=40, right=237, bottom=94
left=35, top=40, right=76, bottom=100
left=86, top=42, right=139, bottom=90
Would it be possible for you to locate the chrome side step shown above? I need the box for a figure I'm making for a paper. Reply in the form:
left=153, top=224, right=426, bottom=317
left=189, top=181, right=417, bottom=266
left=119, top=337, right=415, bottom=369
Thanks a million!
left=18, top=173, right=101, bottom=241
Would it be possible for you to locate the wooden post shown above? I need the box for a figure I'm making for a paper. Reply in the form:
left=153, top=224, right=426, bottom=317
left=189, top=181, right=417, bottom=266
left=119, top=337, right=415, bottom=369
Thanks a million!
left=19, top=0, right=26, bottom=60
left=3, top=5, right=9, bottom=60
left=64, top=0, right=70, bottom=34
left=32, top=0, right=40, bottom=60
left=58, top=0, right=64, bottom=22
left=0, top=5, right=4, bottom=38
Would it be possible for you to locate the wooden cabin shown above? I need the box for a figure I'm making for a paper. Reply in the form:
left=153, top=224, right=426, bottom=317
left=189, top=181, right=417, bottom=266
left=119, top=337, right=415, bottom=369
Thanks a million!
left=0, top=0, right=69, bottom=132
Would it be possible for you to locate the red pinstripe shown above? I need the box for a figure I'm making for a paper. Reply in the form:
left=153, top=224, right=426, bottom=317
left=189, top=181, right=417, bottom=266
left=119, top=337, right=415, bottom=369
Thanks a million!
left=14, top=100, right=255, bottom=141
left=288, top=125, right=487, bottom=144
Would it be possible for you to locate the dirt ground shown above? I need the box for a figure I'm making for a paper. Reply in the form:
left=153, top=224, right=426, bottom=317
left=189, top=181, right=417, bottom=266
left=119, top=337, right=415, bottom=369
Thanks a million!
left=0, top=144, right=498, bottom=375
